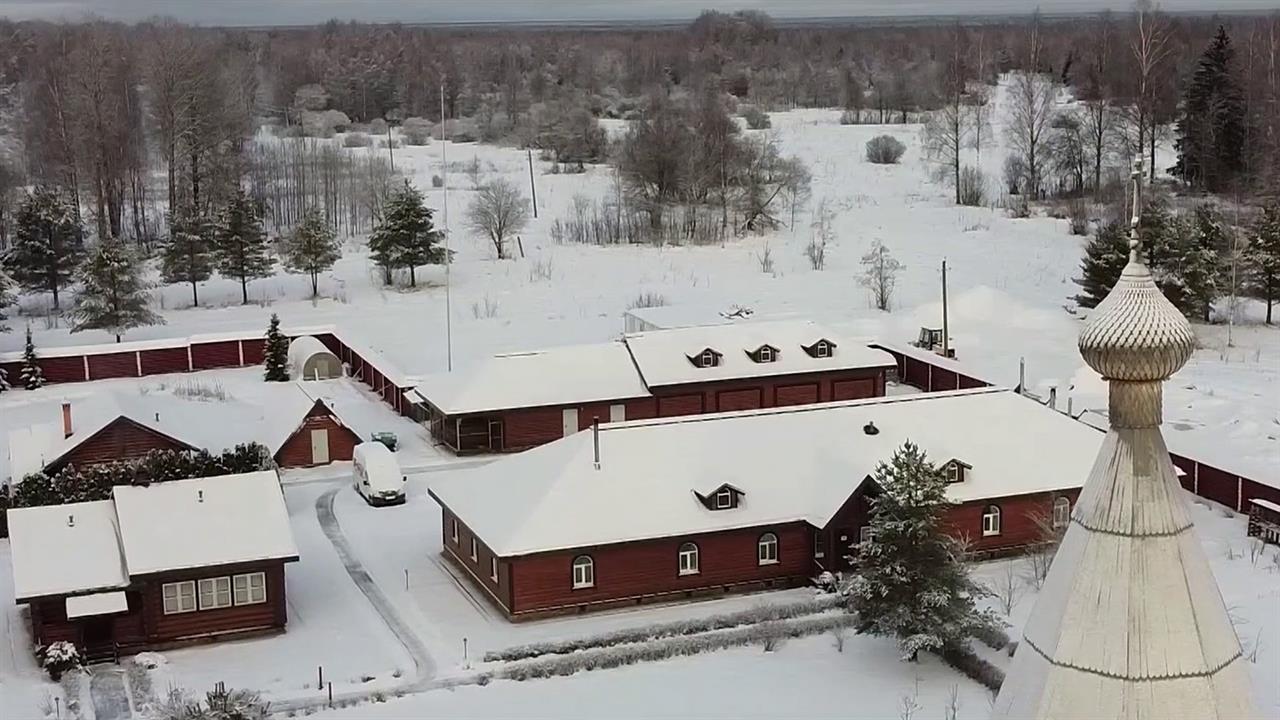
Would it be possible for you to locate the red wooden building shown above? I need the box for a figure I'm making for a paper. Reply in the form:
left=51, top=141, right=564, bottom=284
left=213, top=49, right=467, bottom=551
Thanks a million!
left=412, top=321, right=896, bottom=454
left=429, top=388, right=1100, bottom=619
left=8, top=471, right=298, bottom=660
left=1247, top=498, right=1280, bottom=545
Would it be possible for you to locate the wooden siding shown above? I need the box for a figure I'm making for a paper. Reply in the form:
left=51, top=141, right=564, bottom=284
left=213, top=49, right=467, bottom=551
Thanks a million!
left=439, top=508, right=515, bottom=613
left=504, top=407, right=566, bottom=449
left=505, top=522, right=810, bottom=616
left=942, top=490, right=1082, bottom=557
left=52, top=418, right=192, bottom=471
left=87, top=352, right=139, bottom=380
left=41, top=356, right=88, bottom=383
left=775, top=383, right=818, bottom=406
left=0, top=359, right=21, bottom=383
left=190, top=341, right=241, bottom=370
left=832, top=377, right=876, bottom=401
left=140, top=562, right=287, bottom=642
left=716, top=388, right=762, bottom=412
left=241, top=339, right=266, bottom=365
left=657, top=394, right=703, bottom=416
left=274, top=411, right=359, bottom=468
left=139, top=347, right=190, bottom=376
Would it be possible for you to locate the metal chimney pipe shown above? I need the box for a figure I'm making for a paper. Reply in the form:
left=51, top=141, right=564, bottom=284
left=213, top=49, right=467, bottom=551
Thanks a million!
left=1018, top=358, right=1026, bottom=394
left=61, top=401, right=72, bottom=438
left=1048, top=386, right=1057, bottom=410
left=592, top=417, right=601, bottom=470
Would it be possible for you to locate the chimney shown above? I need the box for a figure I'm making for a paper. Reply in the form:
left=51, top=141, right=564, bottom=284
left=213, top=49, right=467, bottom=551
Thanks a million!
left=1017, top=357, right=1026, bottom=394
left=197, top=489, right=204, bottom=503
left=1067, top=396, right=1074, bottom=417
left=67, top=514, right=75, bottom=528
left=1048, top=386, right=1057, bottom=410
left=61, top=401, right=73, bottom=439
left=592, top=417, right=601, bottom=470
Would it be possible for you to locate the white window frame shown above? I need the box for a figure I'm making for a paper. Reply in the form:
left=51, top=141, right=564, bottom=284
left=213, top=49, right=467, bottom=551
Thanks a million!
left=1052, top=497, right=1071, bottom=529
left=450, top=519, right=459, bottom=544
left=162, top=580, right=196, bottom=615
left=982, top=505, right=1002, bottom=537
left=946, top=463, right=961, bottom=484
left=572, top=555, right=595, bottom=589
left=859, top=525, right=875, bottom=545
left=678, top=542, right=700, bottom=575
left=470, top=537, right=479, bottom=562
left=198, top=576, right=232, bottom=610
left=813, top=532, right=825, bottom=558
left=490, top=557, right=499, bottom=583
left=233, top=572, right=267, bottom=606
left=758, top=532, right=779, bottom=565
left=714, top=488, right=734, bottom=509
left=758, top=346, right=774, bottom=363
left=815, top=341, right=830, bottom=358
left=700, top=350, right=716, bottom=367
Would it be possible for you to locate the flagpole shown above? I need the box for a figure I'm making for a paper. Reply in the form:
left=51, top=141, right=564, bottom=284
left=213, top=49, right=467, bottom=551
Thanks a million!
left=441, top=82, right=452, bottom=372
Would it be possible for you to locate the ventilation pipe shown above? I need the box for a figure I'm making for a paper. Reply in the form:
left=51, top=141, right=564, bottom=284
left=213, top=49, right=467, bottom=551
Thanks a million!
left=592, top=418, right=601, bottom=470
left=863, top=421, right=879, bottom=436
left=1048, top=386, right=1057, bottom=410
left=197, top=489, right=204, bottom=503
left=67, top=514, right=75, bottom=528
left=61, top=401, right=73, bottom=438
left=1017, top=358, right=1026, bottom=394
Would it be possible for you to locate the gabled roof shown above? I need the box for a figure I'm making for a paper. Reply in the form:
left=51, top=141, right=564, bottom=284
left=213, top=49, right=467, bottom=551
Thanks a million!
left=7, top=500, right=128, bottom=601
left=429, top=388, right=1103, bottom=557
left=411, top=342, right=650, bottom=416
left=625, top=320, right=895, bottom=388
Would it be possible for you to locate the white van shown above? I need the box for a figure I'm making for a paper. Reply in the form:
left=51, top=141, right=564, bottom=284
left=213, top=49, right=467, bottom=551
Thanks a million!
left=353, top=442, right=406, bottom=506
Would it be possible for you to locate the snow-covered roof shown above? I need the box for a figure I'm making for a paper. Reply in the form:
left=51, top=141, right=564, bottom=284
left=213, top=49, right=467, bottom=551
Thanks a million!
left=412, top=342, right=649, bottom=415
left=112, top=471, right=298, bottom=576
left=1251, top=498, right=1280, bottom=514
left=428, top=388, right=1102, bottom=556
left=622, top=304, right=793, bottom=332
left=66, top=591, right=129, bottom=619
left=288, top=335, right=341, bottom=379
left=624, top=320, right=895, bottom=388
left=7, top=500, right=128, bottom=601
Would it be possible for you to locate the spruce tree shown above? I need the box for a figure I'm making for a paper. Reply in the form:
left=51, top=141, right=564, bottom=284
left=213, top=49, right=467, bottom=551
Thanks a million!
left=263, top=313, right=290, bottom=382
left=1244, top=202, right=1280, bottom=324
left=20, top=326, right=45, bottom=390
left=1173, top=26, right=1245, bottom=192
left=847, top=441, right=997, bottom=661
left=4, top=186, right=83, bottom=310
left=368, top=181, right=445, bottom=288
left=1179, top=204, right=1228, bottom=322
left=161, top=206, right=214, bottom=307
left=215, top=190, right=273, bottom=304
left=69, top=237, right=164, bottom=343
left=1073, top=219, right=1129, bottom=308
left=283, top=209, right=341, bottom=298
left=0, top=264, right=15, bottom=333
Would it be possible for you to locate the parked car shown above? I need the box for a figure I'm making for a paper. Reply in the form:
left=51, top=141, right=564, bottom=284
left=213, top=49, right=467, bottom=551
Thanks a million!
left=353, top=442, right=406, bottom=506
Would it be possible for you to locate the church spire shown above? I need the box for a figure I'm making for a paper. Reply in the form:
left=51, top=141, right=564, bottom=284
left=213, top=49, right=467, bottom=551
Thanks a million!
left=992, top=162, right=1259, bottom=719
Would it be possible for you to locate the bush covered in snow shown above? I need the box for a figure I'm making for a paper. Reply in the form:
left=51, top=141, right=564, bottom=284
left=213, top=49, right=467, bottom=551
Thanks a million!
left=938, top=641, right=1005, bottom=692
left=865, top=135, right=906, bottom=164
left=400, top=118, right=433, bottom=146
left=740, top=106, right=771, bottom=130
left=300, top=110, right=351, bottom=138
left=486, top=595, right=845, bottom=662
left=972, top=622, right=1012, bottom=651
left=39, top=641, right=81, bottom=680
left=153, top=684, right=268, bottom=720
left=342, top=133, right=372, bottom=148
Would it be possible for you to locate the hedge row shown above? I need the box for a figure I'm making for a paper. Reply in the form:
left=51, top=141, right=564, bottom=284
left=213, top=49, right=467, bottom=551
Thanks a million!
left=938, top=641, right=1006, bottom=692
left=484, top=594, right=846, bottom=662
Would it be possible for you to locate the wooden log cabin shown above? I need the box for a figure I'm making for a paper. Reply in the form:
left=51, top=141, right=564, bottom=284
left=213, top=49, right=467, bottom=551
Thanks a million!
left=429, top=388, right=1101, bottom=620
left=7, top=471, right=298, bottom=661
left=412, top=320, right=897, bottom=454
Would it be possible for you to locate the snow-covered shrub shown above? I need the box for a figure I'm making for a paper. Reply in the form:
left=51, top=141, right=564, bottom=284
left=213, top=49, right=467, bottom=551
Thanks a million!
left=342, top=133, right=372, bottom=148
left=1068, top=199, right=1089, bottom=235
left=401, top=118, right=433, bottom=146
left=865, top=135, right=905, bottom=164
left=437, top=117, right=480, bottom=143
left=39, top=641, right=81, bottom=680
left=301, top=110, right=351, bottom=138
left=431, top=175, right=444, bottom=188
left=627, top=291, right=666, bottom=309
left=839, top=110, right=860, bottom=125
left=972, top=622, right=1011, bottom=650
left=805, top=237, right=826, bottom=270
left=154, top=684, right=268, bottom=720
left=741, top=106, right=771, bottom=130
left=939, top=642, right=1005, bottom=692
left=958, top=166, right=986, bottom=207
left=812, top=571, right=839, bottom=594
left=380, top=139, right=400, bottom=150
left=368, top=118, right=389, bottom=136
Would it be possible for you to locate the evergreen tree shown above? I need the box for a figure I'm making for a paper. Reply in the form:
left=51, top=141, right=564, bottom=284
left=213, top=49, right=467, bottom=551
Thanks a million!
left=1173, top=26, right=1246, bottom=192
left=215, top=190, right=274, bottom=304
left=368, top=181, right=445, bottom=288
left=847, top=441, right=997, bottom=661
left=160, top=206, right=214, bottom=307
left=263, top=313, right=290, bottom=382
left=19, top=326, right=45, bottom=390
left=0, top=264, right=15, bottom=333
left=1180, top=204, right=1228, bottom=322
left=283, top=209, right=341, bottom=298
left=1244, top=202, right=1280, bottom=324
left=11, top=472, right=60, bottom=508
left=69, top=238, right=164, bottom=343
left=4, top=186, right=83, bottom=310
left=1072, top=219, right=1129, bottom=308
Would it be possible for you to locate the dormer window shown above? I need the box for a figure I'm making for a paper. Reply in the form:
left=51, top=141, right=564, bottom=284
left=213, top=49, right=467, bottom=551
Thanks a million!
left=714, top=488, right=734, bottom=509
left=694, top=483, right=744, bottom=510
left=690, top=348, right=722, bottom=368
left=802, top=339, right=838, bottom=358
left=943, top=459, right=971, bottom=484
left=748, top=345, right=780, bottom=364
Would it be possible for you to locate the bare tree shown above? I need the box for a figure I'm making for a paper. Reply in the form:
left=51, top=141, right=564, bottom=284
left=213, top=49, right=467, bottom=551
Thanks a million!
left=467, top=178, right=529, bottom=259
left=1129, top=0, right=1172, bottom=183
left=922, top=25, right=971, bottom=204
left=967, top=84, right=994, bottom=163
left=1023, top=502, right=1068, bottom=590
left=859, top=240, right=902, bottom=311
left=988, top=560, right=1023, bottom=615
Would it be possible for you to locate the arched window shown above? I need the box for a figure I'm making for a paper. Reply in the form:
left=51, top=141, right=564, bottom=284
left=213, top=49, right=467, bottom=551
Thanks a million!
left=758, top=532, right=779, bottom=565
left=982, top=505, right=1002, bottom=537
left=571, top=555, right=595, bottom=589
left=1052, top=497, right=1071, bottom=529
left=678, top=542, right=700, bottom=575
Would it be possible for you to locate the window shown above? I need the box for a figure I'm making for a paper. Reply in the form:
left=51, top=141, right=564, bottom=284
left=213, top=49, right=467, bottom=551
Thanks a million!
left=699, top=350, right=717, bottom=367
left=490, top=557, right=499, bottom=582
left=714, top=488, right=734, bottom=509
left=572, top=555, right=595, bottom=589
left=162, top=581, right=196, bottom=615
left=946, top=463, right=961, bottom=484
left=758, top=532, right=779, bottom=565
left=678, top=542, right=700, bottom=575
left=859, top=525, right=876, bottom=545
left=451, top=519, right=459, bottom=544
left=198, top=577, right=232, bottom=610
left=756, top=346, right=776, bottom=363
left=982, top=505, right=1002, bottom=537
left=470, top=538, right=479, bottom=562
left=1053, top=497, right=1071, bottom=529
left=233, top=572, right=266, bottom=605
left=816, top=341, right=830, bottom=358
left=813, top=533, right=825, bottom=558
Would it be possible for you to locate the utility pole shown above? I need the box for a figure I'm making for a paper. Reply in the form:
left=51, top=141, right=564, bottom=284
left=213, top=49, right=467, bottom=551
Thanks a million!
left=527, top=149, right=539, bottom=219
left=941, top=259, right=950, bottom=358
left=441, top=83, right=452, bottom=372
left=386, top=119, right=395, bottom=172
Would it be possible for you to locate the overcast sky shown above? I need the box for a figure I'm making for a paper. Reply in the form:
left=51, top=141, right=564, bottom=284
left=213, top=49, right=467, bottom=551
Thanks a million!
left=0, top=0, right=1274, bottom=26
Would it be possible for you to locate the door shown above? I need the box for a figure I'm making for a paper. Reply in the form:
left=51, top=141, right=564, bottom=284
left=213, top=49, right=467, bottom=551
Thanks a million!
left=82, top=616, right=113, bottom=650
left=562, top=408, right=579, bottom=437
left=609, top=404, right=626, bottom=422
left=488, top=420, right=504, bottom=451
left=311, top=429, right=330, bottom=465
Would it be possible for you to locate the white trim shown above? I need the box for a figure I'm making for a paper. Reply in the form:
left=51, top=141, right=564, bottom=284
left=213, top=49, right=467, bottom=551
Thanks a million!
left=859, top=525, right=875, bottom=545
left=758, top=346, right=774, bottom=363
left=489, top=557, right=499, bottom=582
left=714, top=488, right=734, bottom=509
left=470, top=537, right=479, bottom=562
left=450, top=519, right=459, bottom=544
left=1052, top=496, right=1071, bottom=529
left=198, top=576, right=232, bottom=610
left=163, top=580, right=196, bottom=615
left=233, top=572, right=266, bottom=606
left=813, top=532, right=825, bottom=558
left=946, top=462, right=961, bottom=484
left=815, top=341, right=831, bottom=358
left=699, top=349, right=717, bottom=368
left=982, top=504, right=1002, bottom=536
left=757, top=532, right=779, bottom=565
left=571, top=555, right=595, bottom=589
left=678, top=542, right=700, bottom=575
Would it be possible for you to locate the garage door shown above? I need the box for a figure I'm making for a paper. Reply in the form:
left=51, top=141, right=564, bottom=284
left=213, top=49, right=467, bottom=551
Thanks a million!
left=88, top=352, right=139, bottom=380
left=776, top=383, right=819, bottom=407
left=716, top=388, right=762, bottom=412
left=657, top=394, right=703, bottom=417
left=833, top=378, right=876, bottom=401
